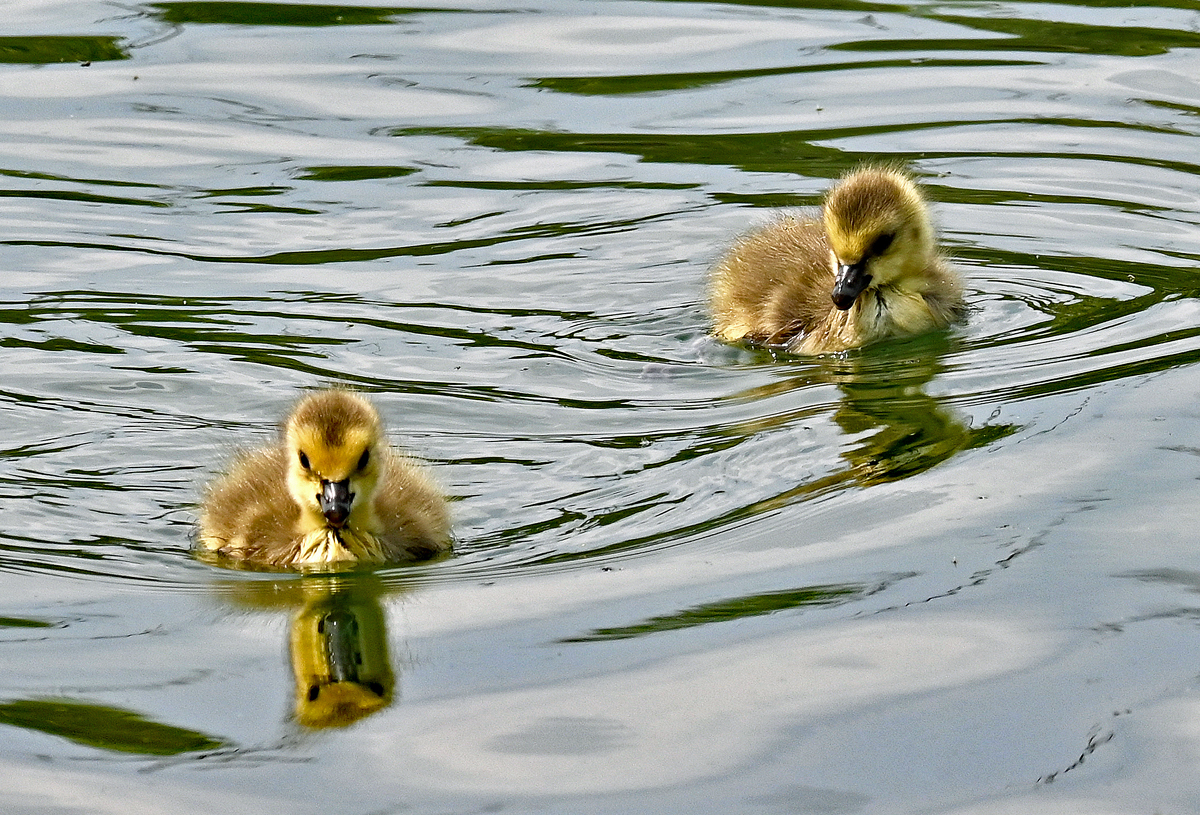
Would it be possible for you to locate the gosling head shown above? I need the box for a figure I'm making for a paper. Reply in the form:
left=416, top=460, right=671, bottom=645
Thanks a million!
left=823, top=167, right=938, bottom=311
left=285, top=391, right=384, bottom=530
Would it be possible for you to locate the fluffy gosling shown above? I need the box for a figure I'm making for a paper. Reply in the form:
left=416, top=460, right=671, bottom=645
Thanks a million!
left=710, top=165, right=964, bottom=354
left=198, top=390, right=450, bottom=568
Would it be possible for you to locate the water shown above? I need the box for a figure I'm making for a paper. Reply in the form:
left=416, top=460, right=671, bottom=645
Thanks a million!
left=2, top=0, right=1200, bottom=811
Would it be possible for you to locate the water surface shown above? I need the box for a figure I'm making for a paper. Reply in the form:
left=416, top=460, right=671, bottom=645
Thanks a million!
left=2, top=0, right=1200, bottom=812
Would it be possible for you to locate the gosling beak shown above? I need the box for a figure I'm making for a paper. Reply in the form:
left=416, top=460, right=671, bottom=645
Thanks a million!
left=319, top=479, right=353, bottom=528
left=832, top=261, right=872, bottom=311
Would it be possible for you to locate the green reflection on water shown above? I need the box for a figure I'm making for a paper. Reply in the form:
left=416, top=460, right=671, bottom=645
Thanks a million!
left=0, top=189, right=169, bottom=208
left=398, top=122, right=1198, bottom=187
left=530, top=58, right=1037, bottom=97
left=148, top=2, right=434, bottom=26
left=525, top=2, right=1198, bottom=97
left=397, top=125, right=858, bottom=181
left=881, top=15, right=1200, bottom=58
left=0, top=616, right=57, bottom=629
left=0, top=37, right=127, bottom=64
left=0, top=168, right=164, bottom=190
left=0, top=336, right=124, bottom=355
left=562, top=583, right=865, bottom=642
left=296, top=165, right=419, bottom=182
left=0, top=699, right=226, bottom=755
left=7, top=290, right=351, bottom=374
left=5, top=218, right=622, bottom=265
left=3, top=290, right=624, bottom=396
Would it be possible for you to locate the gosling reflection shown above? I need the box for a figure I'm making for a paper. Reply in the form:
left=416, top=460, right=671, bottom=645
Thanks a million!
left=824, top=352, right=1001, bottom=487
left=215, top=575, right=400, bottom=730
left=290, top=584, right=394, bottom=729
left=736, top=338, right=1016, bottom=507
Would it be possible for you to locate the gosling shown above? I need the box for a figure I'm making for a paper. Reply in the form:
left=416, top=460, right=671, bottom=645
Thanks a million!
left=199, top=390, right=451, bottom=568
left=710, top=165, right=964, bottom=354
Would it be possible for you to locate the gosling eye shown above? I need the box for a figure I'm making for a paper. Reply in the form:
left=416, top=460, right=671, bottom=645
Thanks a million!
left=356, top=448, right=370, bottom=472
left=298, top=451, right=311, bottom=471
left=870, top=232, right=895, bottom=256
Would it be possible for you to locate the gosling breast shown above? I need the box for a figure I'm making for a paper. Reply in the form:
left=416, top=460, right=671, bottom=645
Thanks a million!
left=709, top=166, right=965, bottom=354
left=198, top=390, right=451, bottom=568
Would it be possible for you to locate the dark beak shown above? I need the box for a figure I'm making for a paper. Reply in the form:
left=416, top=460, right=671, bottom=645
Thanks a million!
left=832, top=261, right=872, bottom=311
left=319, top=479, right=353, bottom=527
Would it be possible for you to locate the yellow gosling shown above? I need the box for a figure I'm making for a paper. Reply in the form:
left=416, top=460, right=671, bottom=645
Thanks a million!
left=710, top=165, right=964, bottom=354
left=199, top=390, right=450, bottom=568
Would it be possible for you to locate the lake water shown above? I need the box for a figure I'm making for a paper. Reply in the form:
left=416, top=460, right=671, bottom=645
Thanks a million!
left=3, top=0, right=1200, bottom=812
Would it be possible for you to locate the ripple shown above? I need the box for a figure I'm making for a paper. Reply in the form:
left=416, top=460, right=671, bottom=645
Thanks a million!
left=0, top=1, right=1196, bottom=598
left=7, top=5, right=1200, bottom=810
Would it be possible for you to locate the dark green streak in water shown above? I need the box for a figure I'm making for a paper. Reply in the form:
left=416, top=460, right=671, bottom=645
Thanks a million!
left=0, top=189, right=169, bottom=208
left=652, top=0, right=922, bottom=11
left=0, top=336, right=124, bottom=355
left=0, top=616, right=57, bottom=629
left=425, top=179, right=701, bottom=192
left=529, top=58, right=1038, bottom=97
left=0, top=169, right=162, bottom=190
left=527, top=3, right=1200, bottom=98
left=0, top=698, right=226, bottom=755
left=396, top=121, right=1196, bottom=180
left=296, top=165, right=419, bottom=182
left=896, top=15, right=1200, bottom=58
left=561, top=583, right=865, bottom=642
left=1141, top=98, right=1200, bottom=119
left=397, top=125, right=856, bottom=179
left=147, top=2, right=444, bottom=26
left=0, top=292, right=349, bottom=376
left=199, top=186, right=292, bottom=198
left=213, top=202, right=324, bottom=215
left=1, top=202, right=669, bottom=264
left=0, top=292, right=638, bottom=406
left=0, top=37, right=127, bottom=64
left=658, top=0, right=1200, bottom=12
